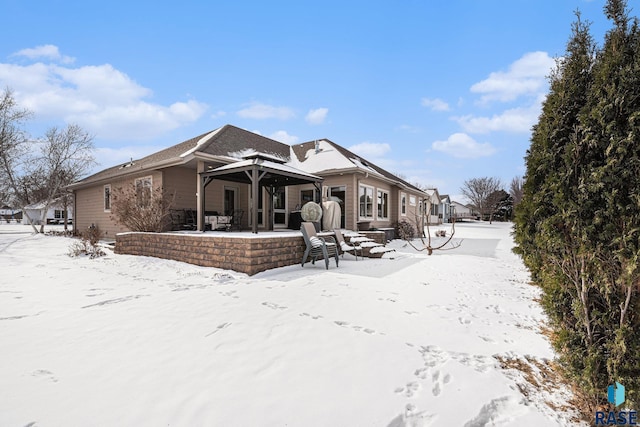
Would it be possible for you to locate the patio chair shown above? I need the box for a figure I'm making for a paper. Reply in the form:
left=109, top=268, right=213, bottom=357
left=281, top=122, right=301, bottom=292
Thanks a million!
left=333, top=229, right=363, bottom=260
left=300, top=222, right=339, bottom=269
left=229, top=209, right=244, bottom=231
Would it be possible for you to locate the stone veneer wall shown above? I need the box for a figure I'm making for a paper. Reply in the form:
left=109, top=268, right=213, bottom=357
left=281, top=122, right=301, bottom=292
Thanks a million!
left=115, top=232, right=308, bottom=276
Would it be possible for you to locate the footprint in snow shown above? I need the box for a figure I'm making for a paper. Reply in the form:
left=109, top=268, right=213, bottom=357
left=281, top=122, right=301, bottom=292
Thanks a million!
left=299, top=313, right=323, bottom=320
left=32, top=369, right=58, bottom=383
left=262, top=302, right=287, bottom=310
left=205, top=322, right=232, bottom=337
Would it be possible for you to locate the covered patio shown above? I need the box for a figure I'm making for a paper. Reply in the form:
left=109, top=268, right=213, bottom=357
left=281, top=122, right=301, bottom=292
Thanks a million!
left=197, top=153, right=324, bottom=233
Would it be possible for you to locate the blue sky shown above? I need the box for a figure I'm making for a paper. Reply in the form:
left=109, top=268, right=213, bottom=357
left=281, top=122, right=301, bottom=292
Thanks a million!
left=1, top=0, right=613, bottom=199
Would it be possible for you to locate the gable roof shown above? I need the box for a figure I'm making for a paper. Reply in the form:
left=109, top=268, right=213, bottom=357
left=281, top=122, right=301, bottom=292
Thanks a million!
left=290, top=139, right=426, bottom=195
left=69, top=125, right=290, bottom=189
left=70, top=124, right=427, bottom=196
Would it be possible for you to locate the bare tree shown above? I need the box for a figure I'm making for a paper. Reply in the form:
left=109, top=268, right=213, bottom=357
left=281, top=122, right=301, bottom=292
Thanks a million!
left=0, top=88, right=95, bottom=232
left=0, top=88, right=38, bottom=230
left=460, top=177, right=503, bottom=221
left=33, top=125, right=95, bottom=232
left=509, top=176, right=524, bottom=207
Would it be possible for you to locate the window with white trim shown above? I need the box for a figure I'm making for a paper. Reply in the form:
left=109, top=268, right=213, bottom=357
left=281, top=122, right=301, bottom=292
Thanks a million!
left=377, top=189, right=388, bottom=219
left=359, top=185, right=374, bottom=218
left=104, top=184, right=111, bottom=211
left=401, top=193, right=407, bottom=216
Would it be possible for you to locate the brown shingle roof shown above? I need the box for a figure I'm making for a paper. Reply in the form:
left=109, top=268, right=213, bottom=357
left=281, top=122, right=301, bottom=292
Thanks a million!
left=69, top=125, right=290, bottom=189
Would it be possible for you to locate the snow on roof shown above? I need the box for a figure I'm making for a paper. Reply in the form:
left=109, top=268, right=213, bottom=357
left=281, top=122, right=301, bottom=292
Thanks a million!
left=210, top=157, right=322, bottom=180
left=287, top=140, right=354, bottom=173
left=288, top=139, right=380, bottom=175
left=227, top=149, right=288, bottom=163
left=179, top=127, right=224, bottom=158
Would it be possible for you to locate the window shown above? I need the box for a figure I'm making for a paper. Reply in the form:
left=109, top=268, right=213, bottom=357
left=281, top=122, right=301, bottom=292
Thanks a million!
left=54, top=210, right=65, bottom=219
left=135, top=176, right=152, bottom=207
left=300, top=189, right=315, bottom=205
left=431, top=203, right=439, bottom=216
left=359, top=185, right=374, bottom=218
left=104, top=185, right=111, bottom=211
left=377, top=190, right=388, bottom=219
left=401, top=193, right=407, bottom=216
left=410, top=195, right=416, bottom=206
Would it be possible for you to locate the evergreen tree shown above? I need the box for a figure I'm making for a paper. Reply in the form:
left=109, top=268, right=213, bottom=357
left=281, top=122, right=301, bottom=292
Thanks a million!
left=514, top=8, right=600, bottom=410
left=516, top=0, right=640, bottom=412
left=578, top=0, right=640, bottom=407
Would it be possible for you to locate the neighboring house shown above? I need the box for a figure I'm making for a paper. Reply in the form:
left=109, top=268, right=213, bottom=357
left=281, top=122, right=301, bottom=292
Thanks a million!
left=68, top=125, right=429, bottom=237
left=22, top=198, right=73, bottom=225
left=424, top=188, right=441, bottom=224
left=450, top=200, right=475, bottom=220
left=0, top=206, right=22, bottom=222
left=439, top=194, right=451, bottom=223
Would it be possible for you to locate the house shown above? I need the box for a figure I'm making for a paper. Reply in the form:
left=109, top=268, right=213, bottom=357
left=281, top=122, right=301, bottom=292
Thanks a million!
left=450, top=200, right=476, bottom=220
left=0, top=206, right=22, bottom=223
left=439, top=194, right=452, bottom=223
left=290, top=139, right=428, bottom=231
left=22, top=198, right=73, bottom=225
left=423, top=188, right=441, bottom=224
left=68, top=125, right=429, bottom=237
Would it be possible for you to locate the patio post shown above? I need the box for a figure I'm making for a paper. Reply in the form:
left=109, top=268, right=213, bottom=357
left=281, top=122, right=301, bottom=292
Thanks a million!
left=197, top=160, right=205, bottom=231
left=251, top=166, right=259, bottom=234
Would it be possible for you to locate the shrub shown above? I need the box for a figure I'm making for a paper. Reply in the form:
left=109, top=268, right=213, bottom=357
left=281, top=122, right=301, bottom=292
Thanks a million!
left=110, top=184, right=174, bottom=232
left=68, top=224, right=105, bottom=259
left=394, top=219, right=415, bottom=240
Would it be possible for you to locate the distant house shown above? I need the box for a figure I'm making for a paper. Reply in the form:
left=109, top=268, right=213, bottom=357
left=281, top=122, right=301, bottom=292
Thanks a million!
left=0, top=206, right=22, bottom=223
left=450, top=200, right=476, bottom=220
left=439, top=194, right=452, bottom=223
left=68, top=125, right=430, bottom=237
left=22, top=198, right=73, bottom=225
left=424, top=189, right=441, bottom=224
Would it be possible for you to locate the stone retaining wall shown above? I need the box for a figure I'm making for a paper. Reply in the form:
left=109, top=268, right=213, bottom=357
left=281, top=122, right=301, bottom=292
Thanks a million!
left=115, top=230, right=389, bottom=276
left=115, top=232, right=308, bottom=275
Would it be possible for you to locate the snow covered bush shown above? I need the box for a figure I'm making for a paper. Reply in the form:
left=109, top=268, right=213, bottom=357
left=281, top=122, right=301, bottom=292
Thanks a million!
left=68, top=225, right=105, bottom=259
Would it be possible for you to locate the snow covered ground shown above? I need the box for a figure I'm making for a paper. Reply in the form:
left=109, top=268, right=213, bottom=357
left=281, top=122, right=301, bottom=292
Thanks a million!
left=0, top=221, right=583, bottom=426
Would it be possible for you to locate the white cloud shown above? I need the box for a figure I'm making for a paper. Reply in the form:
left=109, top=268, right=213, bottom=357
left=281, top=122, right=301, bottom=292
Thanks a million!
left=305, top=107, right=328, bottom=125
left=269, top=130, right=299, bottom=144
left=471, top=51, right=555, bottom=103
left=11, top=44, right=75, bottom=64
left=432, top=133, right=496, bottom=158
left=421, top=97, right=450, bottom=111
left=454, top=95, right=545, bottom=134
left=237, top=102, right=295, bottom=120
left=0, top=54, right=208, bottom=141
left=348, top=142, right=391, bottom=158
left=211, top=110, right=227, bottom=119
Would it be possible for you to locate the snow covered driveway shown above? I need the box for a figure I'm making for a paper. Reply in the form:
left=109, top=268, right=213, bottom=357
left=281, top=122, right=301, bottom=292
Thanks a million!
left=0, top=222, right=577, bottom=426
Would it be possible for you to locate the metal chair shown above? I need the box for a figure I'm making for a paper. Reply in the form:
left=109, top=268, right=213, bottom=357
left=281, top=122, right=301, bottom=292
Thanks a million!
left=229, top=209, right=244, bottom=231
left=300, top=222, right=339, bottom=269
left=333, top=229, right=363, bottom=260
